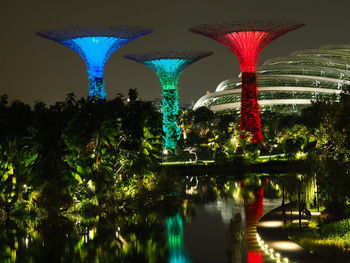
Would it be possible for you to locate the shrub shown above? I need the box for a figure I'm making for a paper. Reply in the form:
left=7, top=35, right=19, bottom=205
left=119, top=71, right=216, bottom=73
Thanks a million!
left=79, top=198, right=98, bottom=217
left=321, top=218, right=350, bottom=238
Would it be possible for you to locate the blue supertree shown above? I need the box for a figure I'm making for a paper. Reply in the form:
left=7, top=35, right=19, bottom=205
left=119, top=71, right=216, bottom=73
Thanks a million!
left=124, top=51, right=212, bottom=150
left=37, top=26, right=152, bottom=99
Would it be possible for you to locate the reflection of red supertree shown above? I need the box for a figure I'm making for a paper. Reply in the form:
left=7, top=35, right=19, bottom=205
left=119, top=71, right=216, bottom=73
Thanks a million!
left=189, top=21, right=304, bottom=143
left=245, top=187, right=264, bottom=225
left=244, top=186, right=265, bottom=263
left=255, top=188, right=264, bottom=219
left=248, top=251, right=263, bottom=263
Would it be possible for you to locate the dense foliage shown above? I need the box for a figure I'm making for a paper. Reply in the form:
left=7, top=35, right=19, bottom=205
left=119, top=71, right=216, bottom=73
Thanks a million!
left=1, top=86, right=350, bottom=223
left=178, top=107, right=255, bottom=162
left=288, top=216, right=350, bottom=262
left=260, top=91, right=350, bottom=220
left=0, top=92, right=165, bottom=218
left=302, top=92, right=350, bottom=219
left=178, top=92, right=350, bottom=221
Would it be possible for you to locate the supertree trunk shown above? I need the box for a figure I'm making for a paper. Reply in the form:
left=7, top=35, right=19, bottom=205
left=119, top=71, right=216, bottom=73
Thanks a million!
left=162, top=89, right=181, bottom=149
left=189, top=21, right=304, bottom=143
left=241, top=72, right=263, bottom=143
left=124, top=51, right=212, bottom=150
left=89, top=77, right=106, bottom=99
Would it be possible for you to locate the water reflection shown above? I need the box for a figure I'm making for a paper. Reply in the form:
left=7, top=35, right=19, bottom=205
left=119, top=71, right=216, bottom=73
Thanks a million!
left=0, top=174, right=316, bottom=263
left=166, top=214, right=191, bottom=263
left=244, top=183, right=265, bottom=263
left=0, top=215, right=167, bottom=263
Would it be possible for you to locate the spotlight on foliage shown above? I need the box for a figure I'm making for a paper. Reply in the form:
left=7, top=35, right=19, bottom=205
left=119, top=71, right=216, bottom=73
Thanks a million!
left=37, top=26, right=152, bottom=99
left=125, top=51, right=212, bottom=149
left=189, top=21, right=304, bottom=143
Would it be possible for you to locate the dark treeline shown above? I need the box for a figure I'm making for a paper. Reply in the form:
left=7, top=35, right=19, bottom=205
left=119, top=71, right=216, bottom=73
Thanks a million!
left=0, top=91, right=176, bottom=219
left=301, top=92, right=350, bottom=220
left=178, top=105, right=314, bottom=162
left=1, top=87, right=350, bottom=222
left=265, top=91, right=350, bottom=221
left=179, top=91, right=350, bottom=220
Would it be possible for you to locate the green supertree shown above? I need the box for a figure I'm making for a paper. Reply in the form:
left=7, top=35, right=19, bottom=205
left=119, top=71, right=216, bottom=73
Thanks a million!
left=125, top=51, right=212, bottom=150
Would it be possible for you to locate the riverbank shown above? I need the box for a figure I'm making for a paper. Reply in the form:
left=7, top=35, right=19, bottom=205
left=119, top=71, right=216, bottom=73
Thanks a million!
left=257, top=203, right=325, bottom=263
left=163, top=159, right=310, bottom=176
left=287, top=217, right=350, bottom=262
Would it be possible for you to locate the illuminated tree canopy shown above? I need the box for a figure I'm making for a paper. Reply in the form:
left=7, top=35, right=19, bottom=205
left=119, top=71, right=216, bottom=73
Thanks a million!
left=37, top=26, right=152, bottom=99
left=188, top=21, right=304, bottom=72
left=189, top=21, right=304, bottom=143
left=125, top=51, right=212, bottom=149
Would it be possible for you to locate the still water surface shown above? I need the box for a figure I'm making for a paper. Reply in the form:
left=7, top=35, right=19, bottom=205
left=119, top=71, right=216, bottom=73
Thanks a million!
left=0, top=174, right=311, bottom=263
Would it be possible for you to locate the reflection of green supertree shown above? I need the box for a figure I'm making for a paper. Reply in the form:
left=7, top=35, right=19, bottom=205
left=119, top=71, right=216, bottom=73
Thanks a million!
left=166, top=214, right=191, bottom=263
left=125, top=51, right=212, bottom=149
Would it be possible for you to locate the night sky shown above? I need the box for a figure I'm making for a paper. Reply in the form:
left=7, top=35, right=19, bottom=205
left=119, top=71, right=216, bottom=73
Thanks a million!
left=1, top=0, right=350, bottom=106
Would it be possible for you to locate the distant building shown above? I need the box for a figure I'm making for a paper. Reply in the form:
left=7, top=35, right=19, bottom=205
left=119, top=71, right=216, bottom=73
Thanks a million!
left=194, top=44, right=350, bottom=114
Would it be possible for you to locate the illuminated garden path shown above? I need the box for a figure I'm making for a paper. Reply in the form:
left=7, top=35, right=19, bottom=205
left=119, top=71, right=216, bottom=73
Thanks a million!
left=257, top=203, right=324, bottom=263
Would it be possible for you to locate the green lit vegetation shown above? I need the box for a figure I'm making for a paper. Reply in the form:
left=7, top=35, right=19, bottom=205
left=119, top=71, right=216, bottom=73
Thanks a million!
left=177, top=89, right=350, bottom=259
left=1, top=85, right=350, bottom=260
left=269, top=89, right=350, bottom=260
left=0, top=171, right=280, bottom=262
left=288, top=218, right=350, bottom=262
left=177, top=106, right=255, bottom=163
left=0, top=91, right=174, bottom=219
left=0, top=88, right=348, bottom=222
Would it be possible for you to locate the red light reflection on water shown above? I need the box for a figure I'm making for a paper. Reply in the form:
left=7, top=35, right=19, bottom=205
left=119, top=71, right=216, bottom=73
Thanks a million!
left=245, top=187, right=264, bottom=223
left=245, top=184, right=265, bottom=263
left=248, top=251, right=263, bottom=263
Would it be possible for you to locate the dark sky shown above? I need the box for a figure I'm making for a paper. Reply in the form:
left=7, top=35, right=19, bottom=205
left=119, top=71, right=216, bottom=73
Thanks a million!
left=1, top=0, right=350, bottom=106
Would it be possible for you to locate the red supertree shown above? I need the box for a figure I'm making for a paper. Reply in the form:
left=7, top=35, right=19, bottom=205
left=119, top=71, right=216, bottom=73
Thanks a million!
left=189, top=21, right=304, bottom=143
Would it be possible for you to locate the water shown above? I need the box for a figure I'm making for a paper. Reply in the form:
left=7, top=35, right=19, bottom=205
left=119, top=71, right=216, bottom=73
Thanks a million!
left=175, top=177, right=282, bottom=263
left=0, top=175, right=309, bottom=263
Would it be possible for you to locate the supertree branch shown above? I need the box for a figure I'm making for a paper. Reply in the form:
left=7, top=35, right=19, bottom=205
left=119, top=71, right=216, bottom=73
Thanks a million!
left=125, top=51, right=212, bottom=149
left=189, top=21, right=304, bottom=143
left=213, top=31, right=270, bottom=72
left=144, top=58, right=188, bottom=89
left=37, top=26, right=152, bottom=99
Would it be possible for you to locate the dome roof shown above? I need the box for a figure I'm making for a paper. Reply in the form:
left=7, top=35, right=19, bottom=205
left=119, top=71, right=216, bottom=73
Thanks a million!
left=194, top=44, right=350, bottom=114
